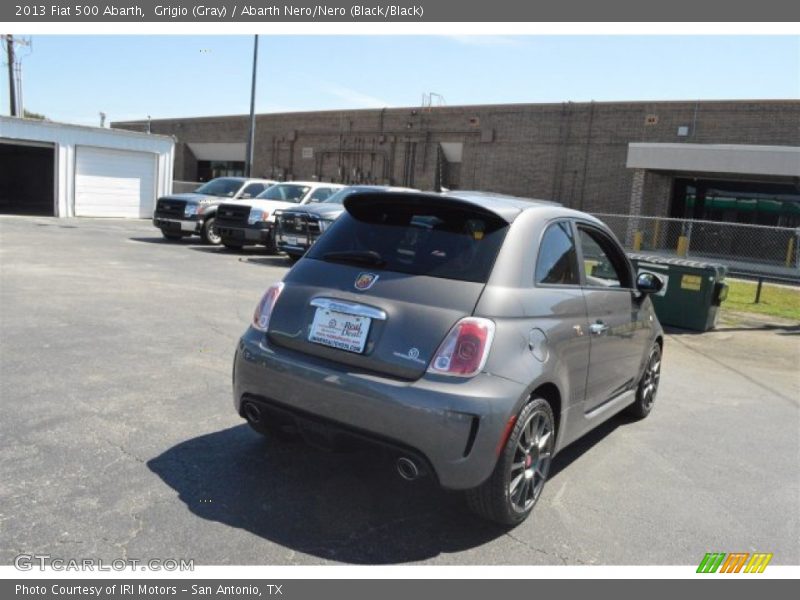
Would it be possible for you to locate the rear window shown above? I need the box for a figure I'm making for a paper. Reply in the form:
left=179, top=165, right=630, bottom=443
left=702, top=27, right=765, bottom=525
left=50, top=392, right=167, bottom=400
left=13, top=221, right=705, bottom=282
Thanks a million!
left=306, top=198, right=509, bottom=283
left=322, top=188, right=354, bottom=205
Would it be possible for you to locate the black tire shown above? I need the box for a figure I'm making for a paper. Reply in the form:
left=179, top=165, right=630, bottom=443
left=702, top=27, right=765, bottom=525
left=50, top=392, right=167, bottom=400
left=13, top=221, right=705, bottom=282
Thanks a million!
left=160, top=230, right=183, bottom=241
left=466, top=397, right=555, bottom=525
left=223, top=242, right=244, bottom=251
left=200, top=217, right=222, bottom=245
left=626, top=343, right=662, bottom=419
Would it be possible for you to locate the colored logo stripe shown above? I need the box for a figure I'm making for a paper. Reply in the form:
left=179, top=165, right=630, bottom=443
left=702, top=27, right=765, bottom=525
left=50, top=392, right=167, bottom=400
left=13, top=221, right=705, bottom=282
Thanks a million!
left=720, top=553, right=749, bottom=573
left=697, top=553, right=727, bottom=573
left=697, top=552, right=773, bottom=573
left=744, top=553, right=773, bottom=574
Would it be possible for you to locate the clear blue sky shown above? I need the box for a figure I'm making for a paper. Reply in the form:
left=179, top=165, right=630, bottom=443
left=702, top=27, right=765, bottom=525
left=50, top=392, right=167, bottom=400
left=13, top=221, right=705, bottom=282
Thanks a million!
left=3, top=35, right=798, bottom=126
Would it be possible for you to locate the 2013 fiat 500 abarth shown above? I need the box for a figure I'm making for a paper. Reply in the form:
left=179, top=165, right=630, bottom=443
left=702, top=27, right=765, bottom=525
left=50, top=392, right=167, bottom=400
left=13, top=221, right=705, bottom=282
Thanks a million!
left=232, top=191, right=664, bottom=525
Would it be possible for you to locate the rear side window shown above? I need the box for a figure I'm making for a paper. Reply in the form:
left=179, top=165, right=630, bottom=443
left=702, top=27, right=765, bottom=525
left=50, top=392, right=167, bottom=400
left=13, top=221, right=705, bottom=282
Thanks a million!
left=322, top=188, right=353, bottom=204
left=240, top=183, right=266, bottom=198
left=257, top=184, right=311, bottom=202
left=306, top=198, right=509, bottom=283
left=309, top=187, right=335, bottom=202
left=535, top=221, right=579, bottom=285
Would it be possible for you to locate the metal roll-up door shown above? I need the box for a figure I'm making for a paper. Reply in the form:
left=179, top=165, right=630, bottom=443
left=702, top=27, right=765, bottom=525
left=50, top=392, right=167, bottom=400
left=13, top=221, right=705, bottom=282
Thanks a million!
left=75, top=146, right=156, bottom=218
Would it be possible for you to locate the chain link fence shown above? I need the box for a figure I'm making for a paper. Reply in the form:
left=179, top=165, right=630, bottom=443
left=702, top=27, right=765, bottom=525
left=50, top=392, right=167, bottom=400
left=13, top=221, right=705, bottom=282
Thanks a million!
left=593, top=213, right=800, bottom=281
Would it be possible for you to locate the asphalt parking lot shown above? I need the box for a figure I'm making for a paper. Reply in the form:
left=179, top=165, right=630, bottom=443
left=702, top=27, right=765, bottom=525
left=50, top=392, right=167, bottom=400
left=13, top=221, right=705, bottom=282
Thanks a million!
left=1, top=215, right=798, bottom=566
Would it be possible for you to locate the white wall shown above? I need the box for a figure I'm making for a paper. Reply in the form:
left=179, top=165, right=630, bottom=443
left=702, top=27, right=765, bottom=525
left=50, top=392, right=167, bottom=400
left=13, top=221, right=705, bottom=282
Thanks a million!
left=627, top=143, right=800, bottom=178
left=0, top=117, right=174, bottom=217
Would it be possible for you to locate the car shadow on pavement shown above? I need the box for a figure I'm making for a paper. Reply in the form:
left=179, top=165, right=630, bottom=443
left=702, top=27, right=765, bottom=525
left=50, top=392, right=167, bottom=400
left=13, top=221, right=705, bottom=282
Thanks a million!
left=129, top=236, right=199, bottom=245
left=147, top=424, right=506, bottom=564
left=233, top=255, right=296, bottom=267
left=176, top=245, right=291, bottom=264
left=548, top=416, right=626, bottom=480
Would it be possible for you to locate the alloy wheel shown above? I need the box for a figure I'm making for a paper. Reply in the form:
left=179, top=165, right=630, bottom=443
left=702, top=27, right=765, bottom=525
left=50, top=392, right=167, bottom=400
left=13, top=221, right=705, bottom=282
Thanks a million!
left=642, top=350, right=661, bottom=410
left=509, top=410, right=554, bottom=512
left=205, top=220, right=222, bottom=245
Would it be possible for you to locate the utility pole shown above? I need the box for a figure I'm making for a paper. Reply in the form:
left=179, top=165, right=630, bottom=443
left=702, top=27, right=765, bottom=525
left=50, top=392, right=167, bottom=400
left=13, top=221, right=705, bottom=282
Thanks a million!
left=245, top=34, right=258, bottom=177
left=14, top=61, right=23, bottom=115
left=6, top=35, right=17, bottom=116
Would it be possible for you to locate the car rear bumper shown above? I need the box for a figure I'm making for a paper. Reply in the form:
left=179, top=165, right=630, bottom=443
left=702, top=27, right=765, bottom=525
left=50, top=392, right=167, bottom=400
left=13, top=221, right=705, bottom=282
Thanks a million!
left=153, top=217, right=201, bottom=233
left=233, top=327, right=526, bottom=490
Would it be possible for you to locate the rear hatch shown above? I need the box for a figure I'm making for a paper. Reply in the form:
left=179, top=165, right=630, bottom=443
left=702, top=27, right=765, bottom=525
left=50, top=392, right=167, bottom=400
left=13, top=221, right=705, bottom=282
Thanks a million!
left=268, top=193, right=509, bottom=380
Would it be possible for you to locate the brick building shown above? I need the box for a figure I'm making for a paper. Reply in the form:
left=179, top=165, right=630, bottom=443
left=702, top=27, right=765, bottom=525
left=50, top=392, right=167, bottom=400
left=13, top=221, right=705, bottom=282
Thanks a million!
left=115, top=99, right=800, bottom=226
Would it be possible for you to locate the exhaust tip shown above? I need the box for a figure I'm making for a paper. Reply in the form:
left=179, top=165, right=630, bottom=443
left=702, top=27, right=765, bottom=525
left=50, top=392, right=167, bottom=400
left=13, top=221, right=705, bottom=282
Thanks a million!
left=396, top=456, right=420, bottom=481
left=243, top=402, right=262, bottom=424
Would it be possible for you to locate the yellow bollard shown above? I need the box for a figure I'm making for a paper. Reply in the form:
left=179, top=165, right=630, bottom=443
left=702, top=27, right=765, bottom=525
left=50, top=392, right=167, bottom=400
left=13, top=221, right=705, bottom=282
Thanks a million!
left=786, top=236, right=796, bottom=268
left=676, top=235, right=689, bottom=257
left=633, top=231, right=643, bottom=251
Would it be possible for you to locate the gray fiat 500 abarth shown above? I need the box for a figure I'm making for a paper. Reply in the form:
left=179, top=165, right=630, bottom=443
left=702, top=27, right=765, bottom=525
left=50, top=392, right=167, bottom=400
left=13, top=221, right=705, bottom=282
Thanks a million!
left=232, top=191, right=664, bottom=525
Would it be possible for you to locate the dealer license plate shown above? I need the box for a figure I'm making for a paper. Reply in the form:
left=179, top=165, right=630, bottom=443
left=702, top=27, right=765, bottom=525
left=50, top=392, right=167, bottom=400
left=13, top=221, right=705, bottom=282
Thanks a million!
left=308, top=307, right=371, bottom=354
left=282, top=235, right=307, bottom=246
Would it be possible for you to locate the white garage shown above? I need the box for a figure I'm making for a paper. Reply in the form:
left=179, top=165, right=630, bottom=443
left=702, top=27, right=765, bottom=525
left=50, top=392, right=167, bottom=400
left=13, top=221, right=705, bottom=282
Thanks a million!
left=0, top=116, right=174, bottom=218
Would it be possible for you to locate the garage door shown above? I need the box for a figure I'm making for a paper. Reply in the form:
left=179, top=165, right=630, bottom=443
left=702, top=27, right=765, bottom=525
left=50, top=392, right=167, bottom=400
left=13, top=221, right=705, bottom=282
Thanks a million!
left=74, top=146, right=156, bottom=218
left=0, top=140, right=55, bottom=216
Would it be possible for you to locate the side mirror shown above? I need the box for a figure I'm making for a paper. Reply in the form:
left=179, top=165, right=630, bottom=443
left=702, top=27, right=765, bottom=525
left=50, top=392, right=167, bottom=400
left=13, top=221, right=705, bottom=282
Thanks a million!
left=636, top=272, right=664, bottom=295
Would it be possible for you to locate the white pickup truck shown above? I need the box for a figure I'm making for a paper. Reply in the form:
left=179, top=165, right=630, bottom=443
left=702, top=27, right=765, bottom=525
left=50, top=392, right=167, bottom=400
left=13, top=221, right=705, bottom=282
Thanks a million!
left=214, top=181, right=345, bottom=252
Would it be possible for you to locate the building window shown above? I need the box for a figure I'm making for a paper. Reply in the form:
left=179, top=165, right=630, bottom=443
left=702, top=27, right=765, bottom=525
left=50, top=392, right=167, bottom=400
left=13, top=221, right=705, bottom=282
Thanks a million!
left=197, top=160, right=245, bottom=182
left=671, top=178, right=800, bottom=228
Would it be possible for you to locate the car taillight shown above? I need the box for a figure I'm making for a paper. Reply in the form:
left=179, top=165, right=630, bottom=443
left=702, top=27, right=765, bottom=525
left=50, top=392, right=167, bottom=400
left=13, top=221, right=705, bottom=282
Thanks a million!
left=252, top=282, right=284, bottom=332
left=428, top=317, right=495, bottom=378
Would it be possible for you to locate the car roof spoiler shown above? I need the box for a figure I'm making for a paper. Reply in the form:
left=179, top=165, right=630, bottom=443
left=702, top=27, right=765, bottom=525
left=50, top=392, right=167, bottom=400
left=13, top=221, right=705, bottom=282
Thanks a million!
left=343, top=191, right=554, bottom=223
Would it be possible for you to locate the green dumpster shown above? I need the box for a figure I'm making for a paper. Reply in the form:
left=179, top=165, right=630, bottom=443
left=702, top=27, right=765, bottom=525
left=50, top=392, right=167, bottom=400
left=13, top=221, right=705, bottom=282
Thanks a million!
left=628, top=253, right=729, bottom=332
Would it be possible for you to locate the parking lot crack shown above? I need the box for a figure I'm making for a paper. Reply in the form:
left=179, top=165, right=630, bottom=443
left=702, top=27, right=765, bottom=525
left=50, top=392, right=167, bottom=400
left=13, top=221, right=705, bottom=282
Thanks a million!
left=101, top=438, right=146, bottom=465
left=503, top=531, right=581, bottom=565
left=115, top=511, right=144, bottom=561
left=668, top=335, right=798, bottom=407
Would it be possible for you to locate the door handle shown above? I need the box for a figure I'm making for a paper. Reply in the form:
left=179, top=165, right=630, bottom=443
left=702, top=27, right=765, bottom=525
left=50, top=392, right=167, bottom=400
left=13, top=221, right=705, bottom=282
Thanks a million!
left=589, top=321, right=609, bottom=335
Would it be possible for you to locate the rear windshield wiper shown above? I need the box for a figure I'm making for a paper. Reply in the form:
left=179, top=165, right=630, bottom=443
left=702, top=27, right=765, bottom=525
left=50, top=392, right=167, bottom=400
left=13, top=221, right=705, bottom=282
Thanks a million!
left=323, top=250, right=386, bottom=267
